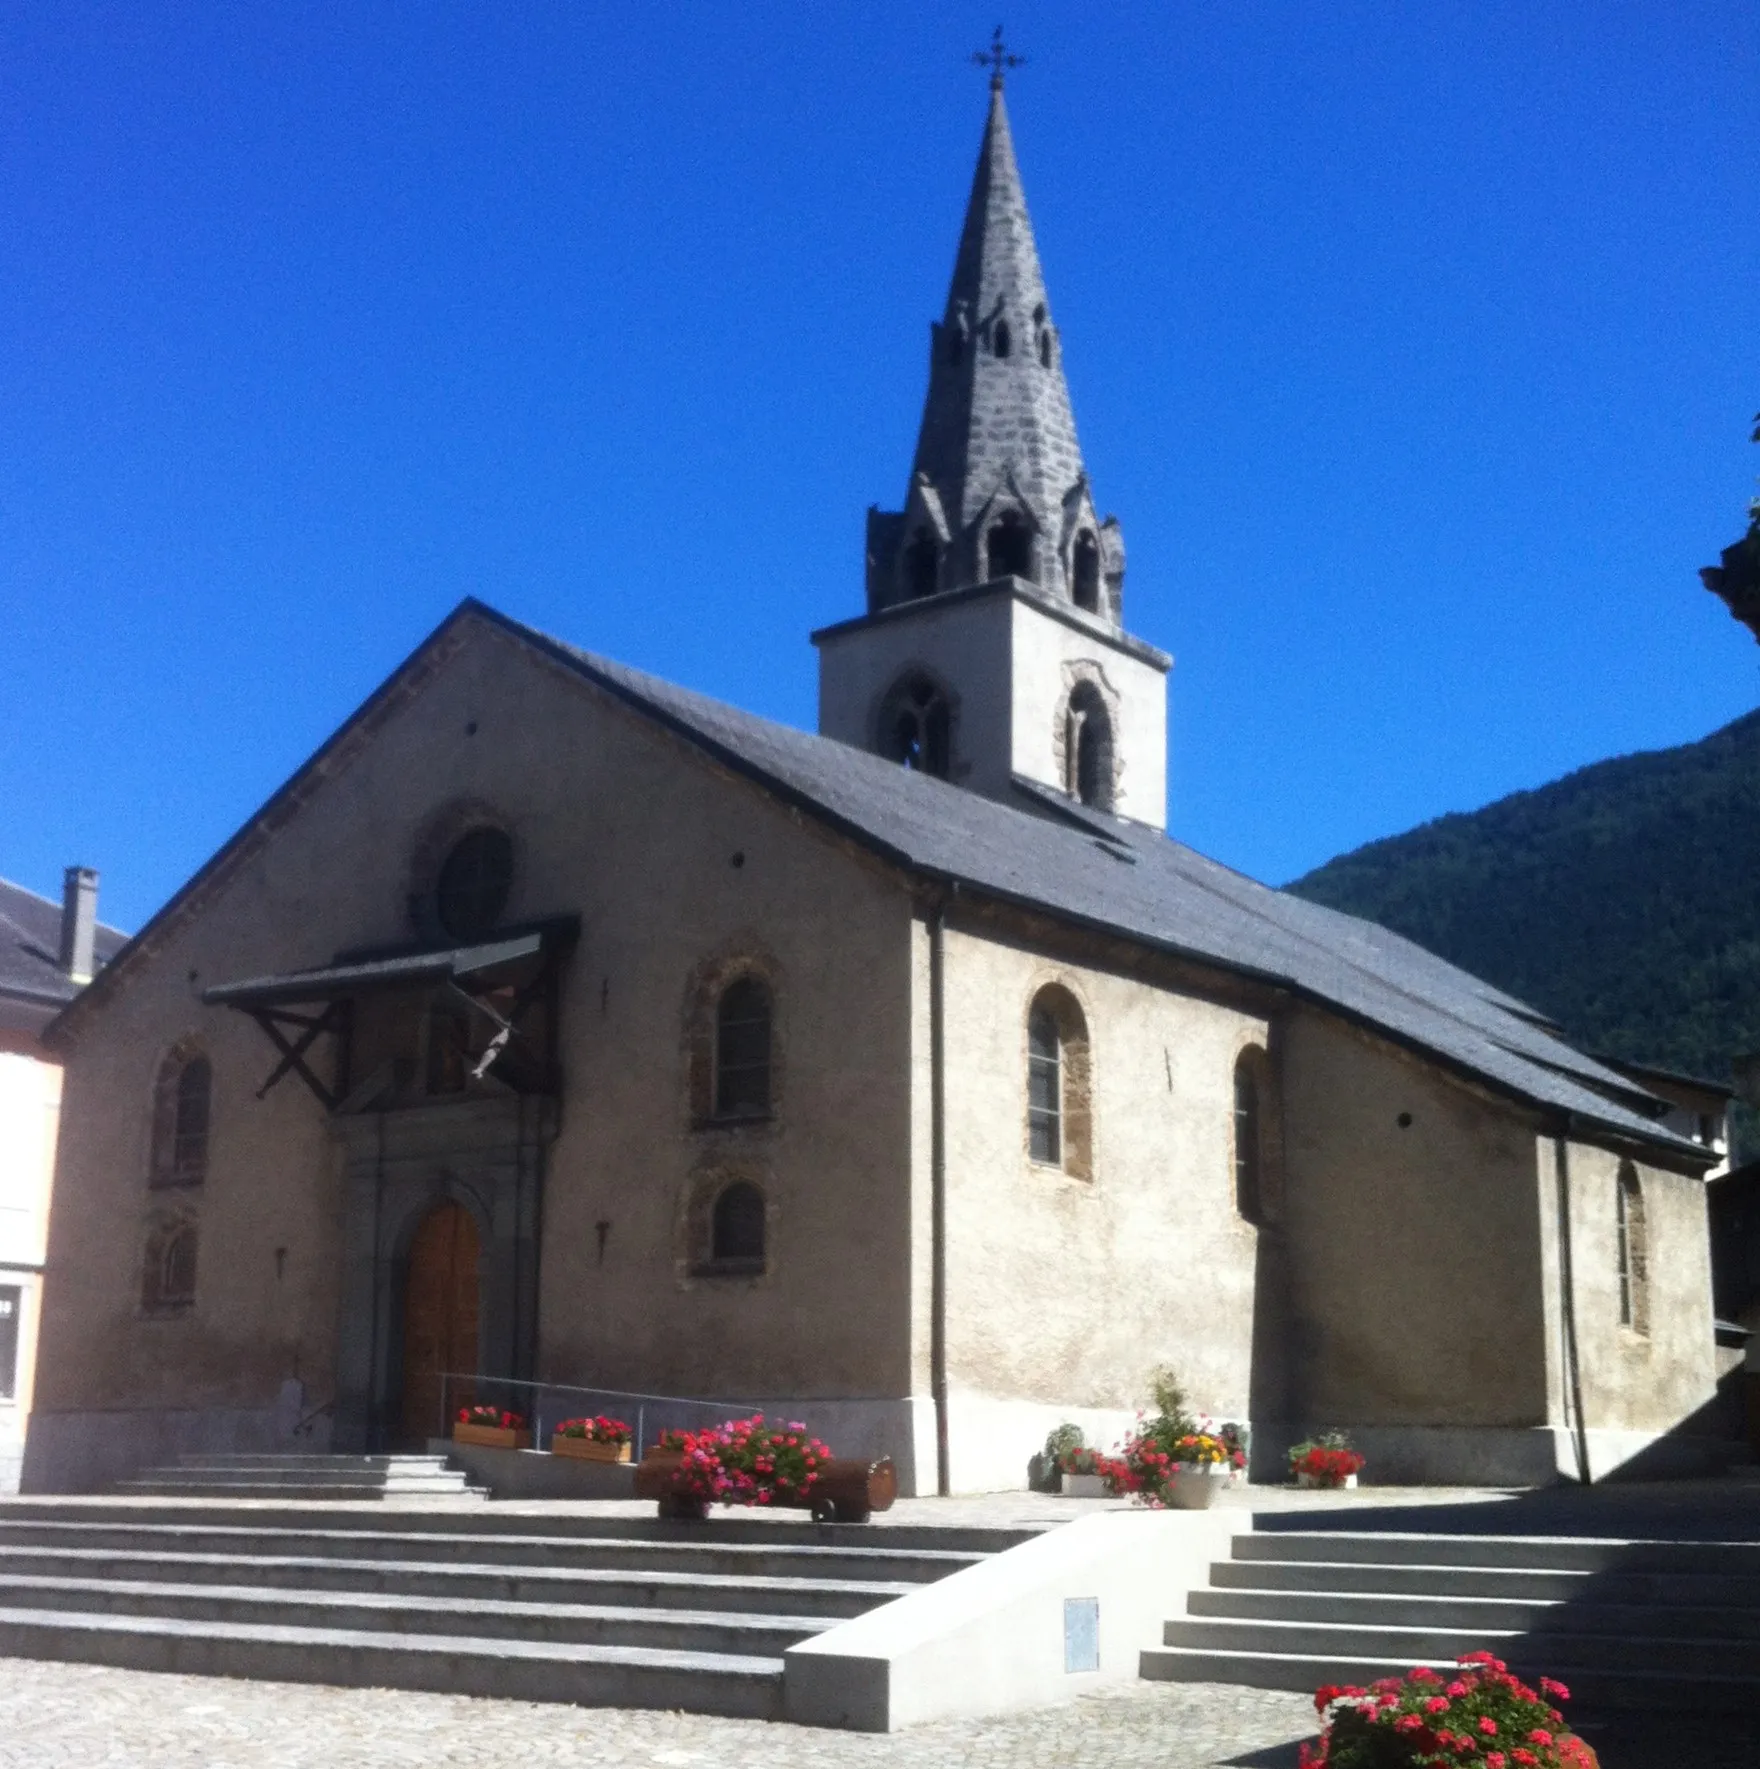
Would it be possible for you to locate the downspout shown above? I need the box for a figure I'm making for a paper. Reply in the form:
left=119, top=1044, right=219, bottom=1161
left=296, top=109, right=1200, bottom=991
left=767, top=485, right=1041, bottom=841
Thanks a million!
left=930, top=887, right=954, bottom=1497
left=1552, top=1125, right=1592, bottom=1485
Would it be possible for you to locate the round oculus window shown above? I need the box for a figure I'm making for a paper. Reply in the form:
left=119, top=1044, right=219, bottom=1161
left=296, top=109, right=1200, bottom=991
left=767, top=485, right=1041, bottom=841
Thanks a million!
left=436, top=827, right=513, bottom=941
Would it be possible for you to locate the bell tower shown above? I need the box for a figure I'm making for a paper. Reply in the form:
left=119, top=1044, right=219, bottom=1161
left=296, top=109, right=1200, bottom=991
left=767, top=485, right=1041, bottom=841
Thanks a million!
left=812, top=60, right=1171, bottom=829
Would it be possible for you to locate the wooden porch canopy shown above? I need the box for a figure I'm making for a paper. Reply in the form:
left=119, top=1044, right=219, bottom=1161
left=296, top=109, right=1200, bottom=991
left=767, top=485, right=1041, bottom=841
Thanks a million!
left=204, top=916, right=578, bottom=1110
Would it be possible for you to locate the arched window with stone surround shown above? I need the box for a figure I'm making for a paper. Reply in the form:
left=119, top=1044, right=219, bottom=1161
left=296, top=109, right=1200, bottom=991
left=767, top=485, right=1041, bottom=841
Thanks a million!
left=1072, top=531, right=1101, bottom=612
left=142, top=1217, right=198, bottom=1311
left=714, top=977, right=773, bottom=1119
left=436, top=826, right=513, bottom=941
left=1234, top=1049, right=1268, bottom=1225
left=902, top=527, right=940, bottom=600
left=878, top=672, right=952, bottom=778
left=151, top=1045, right=211, bottom=1189
left=709, top=1180, right=767, bottom=1272
left=1617, top=1162, right=1649, bottom=1334
left=1065, top=682, right=1115, bottom=811
left=1025, top=984, right=1093, bottom=1181
left=986, top=510, right=1033, bottom=581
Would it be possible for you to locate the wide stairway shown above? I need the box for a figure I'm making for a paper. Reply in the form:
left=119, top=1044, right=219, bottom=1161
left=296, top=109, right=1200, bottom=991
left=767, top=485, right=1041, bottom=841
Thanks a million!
left=1143, top=1528, right=1760, bottom=1710
left=0, top=1498, right=1026, bottom=1716
left=116, top=1453, right=483, bottom=1502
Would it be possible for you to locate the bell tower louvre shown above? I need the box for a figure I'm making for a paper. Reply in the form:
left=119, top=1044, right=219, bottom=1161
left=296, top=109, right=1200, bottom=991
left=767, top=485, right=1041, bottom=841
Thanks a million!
left=813, top=61, right=1171, bottom=830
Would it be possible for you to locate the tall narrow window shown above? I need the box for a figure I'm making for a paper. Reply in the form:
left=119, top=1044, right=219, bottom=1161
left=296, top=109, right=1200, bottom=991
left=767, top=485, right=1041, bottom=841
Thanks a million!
left=1072, top=531, right=1101, bottom=612
left=0, top=1286, right=18, bottom=1400
left=151, top=1046, right=211, bottom=1189
left=715, top=977, right=772, bottom=1118
left=710, top=1181, right=767, bottom=1271
left=1234, top=1053, right=1265, bottom=1224
left=1025, top=985, right=1093, bottom=1180
left=902, top=527, right=940, bottom=600
left=142, top=1220, right=198, bottom=1312
left=1616, top=1162, right=1649, bottom=1334
left=436, top=826, right=513, bottom=941
left=1065, top=683, right=1115, bottom=811
left=986, top=512, right=1033, bottom=580
left=993, top=318, right=1012, bottom=358
left=879, top=672, right=952, bottom=778
left=1027, top=1008, right=1062, bottom=1165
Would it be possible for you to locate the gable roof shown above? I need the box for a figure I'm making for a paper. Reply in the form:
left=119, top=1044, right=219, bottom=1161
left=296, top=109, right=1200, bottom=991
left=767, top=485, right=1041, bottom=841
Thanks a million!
left=0, top=875, right=128, bottom=1041
left=50, top=599, right=1696, bottom=1157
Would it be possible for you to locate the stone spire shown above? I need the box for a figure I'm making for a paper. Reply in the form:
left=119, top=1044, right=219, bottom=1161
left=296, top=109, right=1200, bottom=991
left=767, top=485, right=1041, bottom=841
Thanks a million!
left=865, top=80, right=1124, bottom=622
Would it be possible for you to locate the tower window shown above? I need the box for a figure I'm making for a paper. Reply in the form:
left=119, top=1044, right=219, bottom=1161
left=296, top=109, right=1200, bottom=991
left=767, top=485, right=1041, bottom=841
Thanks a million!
left=1616, top=1162, right=1649, bottom=1335
left=1072, top=532, right=1101, bottom=612
left=1039, top=331, right=1052, bottom=367
left=1065, top=682, right=1115, bottom=810
left=993, top=319, right=1012, bottom=358
left=436, top=827, right=513, bottom=941
left=879, top=672, right=952, bottom=778
left=710, top=1180, right=766, bottom=1271
left=902, top=527, right=940, bottom=600
left=714, top=977, right=773, bottom=1118
left=986, top=511, right=1033, bottom=581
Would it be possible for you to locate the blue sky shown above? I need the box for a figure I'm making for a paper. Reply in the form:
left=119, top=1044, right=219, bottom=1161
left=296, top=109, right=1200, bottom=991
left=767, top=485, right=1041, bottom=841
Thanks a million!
left=2, top=2, right=1756, bottom=933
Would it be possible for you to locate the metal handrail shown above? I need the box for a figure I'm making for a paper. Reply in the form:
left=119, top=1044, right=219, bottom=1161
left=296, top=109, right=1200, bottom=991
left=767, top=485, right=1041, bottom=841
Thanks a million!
left=436, top=1372, right=769, bottom=1461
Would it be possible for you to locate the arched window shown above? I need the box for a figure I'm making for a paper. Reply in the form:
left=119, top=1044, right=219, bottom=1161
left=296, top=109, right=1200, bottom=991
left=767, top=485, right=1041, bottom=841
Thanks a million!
left=1065, top=682, right=1115, bottom=810
left=902, top=527, right=940, bottom=600
left=993, top=318, right=1012, bottom=358
left=714, top=976, right=772, bottom=1118
left=151, top=1046, right=211, bottom=1189
left=986, top=511, right=1033, bottom=581
left=1025, top=985, right=1093, bottom=1180
left=1038, top=330, right=1052, bottom=368
left=436, top=827, right=513, bottom=941
left=1234, top=1051, right=1266, bottom=1224
left=1617, top=1162, right=1649, bottom=1334
left=879, top=672, right=952, bottom=778
left=710, top=1181, right=766, bottom=1270
left=1072, top=531, right=1101, bottom=612
left=142, top=1218, right=198, bottom=1311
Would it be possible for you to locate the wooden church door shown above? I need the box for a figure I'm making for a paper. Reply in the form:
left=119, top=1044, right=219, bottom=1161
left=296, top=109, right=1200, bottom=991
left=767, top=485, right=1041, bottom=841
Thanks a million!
left=399, top=1200, right=481, bottom=1444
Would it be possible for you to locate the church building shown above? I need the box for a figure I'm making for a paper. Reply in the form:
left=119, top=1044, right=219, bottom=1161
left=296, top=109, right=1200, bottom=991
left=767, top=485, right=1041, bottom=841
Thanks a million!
left=26, top=79, right=1723, bottom=1495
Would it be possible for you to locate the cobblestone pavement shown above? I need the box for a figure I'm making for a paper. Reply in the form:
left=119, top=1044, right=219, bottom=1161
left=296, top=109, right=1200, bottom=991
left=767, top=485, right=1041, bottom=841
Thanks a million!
left=0, top=1659, right=1315, bottom=1769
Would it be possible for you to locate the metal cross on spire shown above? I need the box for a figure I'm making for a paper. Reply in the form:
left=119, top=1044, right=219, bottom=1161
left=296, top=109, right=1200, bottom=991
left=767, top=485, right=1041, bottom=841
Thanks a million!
left=973, top=25, right=1025, bottom=88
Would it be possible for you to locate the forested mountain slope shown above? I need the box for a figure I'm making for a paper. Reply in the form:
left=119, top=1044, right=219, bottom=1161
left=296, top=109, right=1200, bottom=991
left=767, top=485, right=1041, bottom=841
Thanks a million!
left=1285, top=708, right=1760, bottom=1088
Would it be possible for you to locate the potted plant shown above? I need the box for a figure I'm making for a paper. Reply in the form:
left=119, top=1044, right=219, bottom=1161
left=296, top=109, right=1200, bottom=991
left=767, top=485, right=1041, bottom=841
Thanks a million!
left=452, top=1404, right=531, bottom=1451
left=551, top=1414, right=634, bottom=1463
left=1058, top=1444, right=1111, bottom=1498
left=1290, top=1430, right=1365, bottom=1489
left=1099, top=1369, right=1234, bottom=1510
left=1302, top=1652, right=1598, bottom=1767
left=1034, top=1421, right=1085, bottom=1492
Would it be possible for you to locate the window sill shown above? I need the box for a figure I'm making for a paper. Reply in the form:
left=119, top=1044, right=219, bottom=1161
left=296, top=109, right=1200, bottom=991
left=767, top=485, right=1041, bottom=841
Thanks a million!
left=695, top=1111, right=775, bottom=1132
left=146, top=1175, right=204, bottom=1191
left=689, top=1259, right=766, bottom=1280
left=139, top=1301, right=196, bottom=1318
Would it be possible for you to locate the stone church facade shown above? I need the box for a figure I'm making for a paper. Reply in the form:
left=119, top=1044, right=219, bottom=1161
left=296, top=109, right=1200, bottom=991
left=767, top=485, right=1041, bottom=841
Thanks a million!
left=26, top=82, right=1722, bottom=1495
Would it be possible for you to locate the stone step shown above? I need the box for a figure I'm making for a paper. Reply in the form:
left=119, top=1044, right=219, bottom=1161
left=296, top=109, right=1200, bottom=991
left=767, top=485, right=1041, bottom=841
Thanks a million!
left=1192, top=1584, right=1760, bottom=1641
left=1239, top=1530, right=1760, bottom=1577
left=173, top=1456, right=458, bottom=1470
left=0, top=1604, right=785, bottom=1718
left=0, top=1519, right=978, bottom=1584
left=0, top=1544, right=916, bottom=1618
left=1162, top=1614, right=1760, bottom=1678
left=1140, top=1644, right=1760, bottom=1713
left=128, top=1468, right=475, bottom=1488
left=1211, top=1555, right=1760, bottom=1607
left=0, top=1499, right=1035, bottom=1557
left=116, top=1481, right=483, bottom=1502
left=0, top=1572, right=829, bottom=1656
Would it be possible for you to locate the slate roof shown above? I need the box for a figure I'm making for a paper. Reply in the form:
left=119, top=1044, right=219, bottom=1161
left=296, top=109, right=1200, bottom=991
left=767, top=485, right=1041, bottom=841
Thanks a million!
left=489, top=604, right=1698, bottom=1158
left=0, top=875, right=128, bottom=1041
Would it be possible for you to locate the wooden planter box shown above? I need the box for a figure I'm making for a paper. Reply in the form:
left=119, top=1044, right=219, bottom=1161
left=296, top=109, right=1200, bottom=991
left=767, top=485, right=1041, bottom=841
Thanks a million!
left=551, top=1434, right=632, bottom=1463
left=453, top=1421, right=533, bottom=1451
left=633, top=1451, right=897, bottom=1524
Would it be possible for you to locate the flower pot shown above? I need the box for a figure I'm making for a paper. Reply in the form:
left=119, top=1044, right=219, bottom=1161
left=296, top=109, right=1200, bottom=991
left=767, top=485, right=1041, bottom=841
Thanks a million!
left=1062, top=1472, right=1108, bottom=1498
left=453, top=1422, right=532, bottom=1451
left=1297, top=1470, right=1358, bottom=1489
left=1163, top=1463, right=1221, bottom=1509
left=551, top=1434, right=632, bottom=1463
